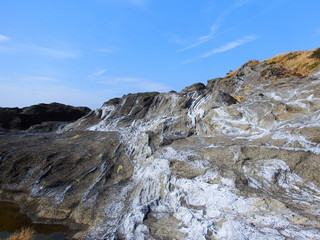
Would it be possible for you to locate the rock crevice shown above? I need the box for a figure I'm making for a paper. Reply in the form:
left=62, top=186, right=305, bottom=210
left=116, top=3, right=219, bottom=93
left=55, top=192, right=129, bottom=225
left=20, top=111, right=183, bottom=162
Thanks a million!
left=1, top=53, right=320, bottom=239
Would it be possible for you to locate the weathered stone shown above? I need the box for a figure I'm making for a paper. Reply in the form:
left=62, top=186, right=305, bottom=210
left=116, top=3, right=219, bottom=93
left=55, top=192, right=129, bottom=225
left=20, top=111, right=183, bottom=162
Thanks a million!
left=0, top=131, right=133, bottom=237
left=1, top=54, right=320, bottom=239
left=180, top=82, right=206, bottom=93
left=0, top=103, right=90, bottom=131
left=206, top=77, right=223, bottom=89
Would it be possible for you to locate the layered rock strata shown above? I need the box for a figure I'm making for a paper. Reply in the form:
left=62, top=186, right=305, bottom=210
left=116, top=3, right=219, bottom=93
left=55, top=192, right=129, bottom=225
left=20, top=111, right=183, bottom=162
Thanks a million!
left=1, top=58, right=320, bottom=239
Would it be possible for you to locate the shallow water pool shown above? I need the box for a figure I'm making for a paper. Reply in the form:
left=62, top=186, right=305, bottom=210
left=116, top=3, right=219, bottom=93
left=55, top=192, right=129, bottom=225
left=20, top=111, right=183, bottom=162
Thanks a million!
left=0, top=200, right=69, bottom=240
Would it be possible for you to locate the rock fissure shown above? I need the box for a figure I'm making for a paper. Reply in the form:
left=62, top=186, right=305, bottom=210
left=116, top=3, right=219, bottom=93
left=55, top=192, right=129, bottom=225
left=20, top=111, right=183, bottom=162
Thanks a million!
left=1, top=50, right=320, bottom=239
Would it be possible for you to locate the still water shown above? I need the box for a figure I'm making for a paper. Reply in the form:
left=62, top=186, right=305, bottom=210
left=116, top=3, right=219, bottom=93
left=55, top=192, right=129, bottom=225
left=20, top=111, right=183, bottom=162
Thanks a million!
left=0, top=200, right=69, bottom=240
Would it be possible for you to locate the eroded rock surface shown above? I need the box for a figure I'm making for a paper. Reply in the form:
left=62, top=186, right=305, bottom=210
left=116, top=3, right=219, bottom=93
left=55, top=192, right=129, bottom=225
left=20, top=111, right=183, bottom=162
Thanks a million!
left=0, top=131, right=132, bottom=237
left=0, top=102, right=90, bottom=131
left=1, top=59, right=320, bottom=239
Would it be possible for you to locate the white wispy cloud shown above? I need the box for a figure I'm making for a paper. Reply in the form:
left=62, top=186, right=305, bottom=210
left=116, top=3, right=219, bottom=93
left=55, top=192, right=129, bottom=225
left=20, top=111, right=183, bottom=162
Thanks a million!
left=96, top=47, right=119, bottom=53
left=99, top=76, right=171, bottom=92
left=26, top=44, right=80, bottom=58
left=0, top=35, right=10, bottom=42
left=0, top=38, right=80, bottom=58
left=176, top=19, right=222, bottom=53
left=176, top=0, right=251, bottom=53
left=201, top=35, right=259, bottom=58
left=94, top=69, right=108, bottom=76
left=0, top=75, right=60, bottom=85
left=183, top=35, right=259, bottom=64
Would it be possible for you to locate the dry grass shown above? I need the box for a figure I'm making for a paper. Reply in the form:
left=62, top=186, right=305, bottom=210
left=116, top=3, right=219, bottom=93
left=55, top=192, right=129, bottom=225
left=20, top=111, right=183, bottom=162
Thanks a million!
left=243, top=86, right=252, bottom=91
left=6, top=228, right=35, bottom=240
left=225, top=69, right=238, bottom=78
left=265, top=48, right=320, bottom=75
left=232, top=95, right=245, bottom=103
left=224, top=48, right=320, bottom=80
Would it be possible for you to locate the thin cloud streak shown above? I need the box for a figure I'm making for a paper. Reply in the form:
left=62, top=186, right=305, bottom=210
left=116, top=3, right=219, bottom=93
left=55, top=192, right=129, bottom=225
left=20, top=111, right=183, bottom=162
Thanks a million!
left=183, top=35, right=259, bottom=64
left=0, top=37, right=80, bottom=58
left=201, top=35, right=259, bottom=58
left=176, top=0, right=251, bottom=53
left=26, top=44, right=80, bottom=58
left=94, top=69, right=108, bottom=76
left=0, top=35, right=10, bottom=42
left=96, top=47, right=119, bottom=53
left=99, top=76, right=171, bottom=92
left=176, top=18, right=222, bottom=53
left=0, top=75, right=60, bottom=85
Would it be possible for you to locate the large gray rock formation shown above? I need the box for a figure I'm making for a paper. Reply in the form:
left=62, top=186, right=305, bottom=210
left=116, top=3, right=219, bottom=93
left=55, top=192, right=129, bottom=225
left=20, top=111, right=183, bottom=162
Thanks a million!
left=0, top=102, right=90, bottom=131
left=1, top=60, right=320, bottom=239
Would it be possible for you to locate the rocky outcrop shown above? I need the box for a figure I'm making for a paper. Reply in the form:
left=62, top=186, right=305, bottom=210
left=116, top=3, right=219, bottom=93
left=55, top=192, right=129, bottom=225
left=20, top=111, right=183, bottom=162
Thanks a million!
left=0, top=102, right=90, bottom=131
left=0, top=130, right=133, bottom=238
left=1, top=51, right=320, bottom=239
left=181, top=82, right=206, bottom=93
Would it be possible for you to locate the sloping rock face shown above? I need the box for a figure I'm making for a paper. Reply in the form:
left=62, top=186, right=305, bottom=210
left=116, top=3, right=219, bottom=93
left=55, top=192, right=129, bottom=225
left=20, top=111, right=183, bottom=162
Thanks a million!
left=0, top=102, right=90, bottom=131
left=1, top=60, right=320, bottom=239
left=0, top=131, right=133, bottom=238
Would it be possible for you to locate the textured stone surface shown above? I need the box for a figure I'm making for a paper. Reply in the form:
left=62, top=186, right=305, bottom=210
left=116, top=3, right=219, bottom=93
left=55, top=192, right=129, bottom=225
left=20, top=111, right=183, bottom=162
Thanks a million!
left=1, top=60, right=320, bottom=239
left=0, top=131, right=132, bottom=237
left=0, top=102, right=90, bottom=131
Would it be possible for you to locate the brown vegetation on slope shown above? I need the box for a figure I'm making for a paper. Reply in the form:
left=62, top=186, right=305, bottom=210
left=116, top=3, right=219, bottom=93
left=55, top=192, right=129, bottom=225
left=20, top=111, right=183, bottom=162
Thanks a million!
left=225, top=48, right=320, bottom=79
left=6, top=228, right=34, bottom=240
left=265, top=48, right=320, bottom=75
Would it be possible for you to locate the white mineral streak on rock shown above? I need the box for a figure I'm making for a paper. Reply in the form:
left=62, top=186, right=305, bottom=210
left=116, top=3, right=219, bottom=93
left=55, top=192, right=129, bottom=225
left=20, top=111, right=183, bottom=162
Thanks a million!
left=270, top=130, right=320, bottom=154
left=81, top=162, right=109, bottom=202
left=79, top=71, right=320, bottom=239
left=54, top=185, right=72, bottom=204
left=187, top=93, right=210, bottom=127
left=243, top=159, right=320, bottom=205
left=101, top=104, right=115, bottom=119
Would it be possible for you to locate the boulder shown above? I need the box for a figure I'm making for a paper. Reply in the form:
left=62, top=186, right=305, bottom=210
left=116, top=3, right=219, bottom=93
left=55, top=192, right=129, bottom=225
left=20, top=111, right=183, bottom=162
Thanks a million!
left=0, top=102, right=90, bottom=131
left=1, top=50, right=320, bottom=239
left=180, top=82, right=206, bottom=93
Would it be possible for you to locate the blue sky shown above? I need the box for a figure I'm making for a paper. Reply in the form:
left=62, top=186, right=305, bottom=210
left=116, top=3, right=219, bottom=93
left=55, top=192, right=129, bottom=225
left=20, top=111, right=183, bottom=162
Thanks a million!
left=1, top=0, right=319, bottom=109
